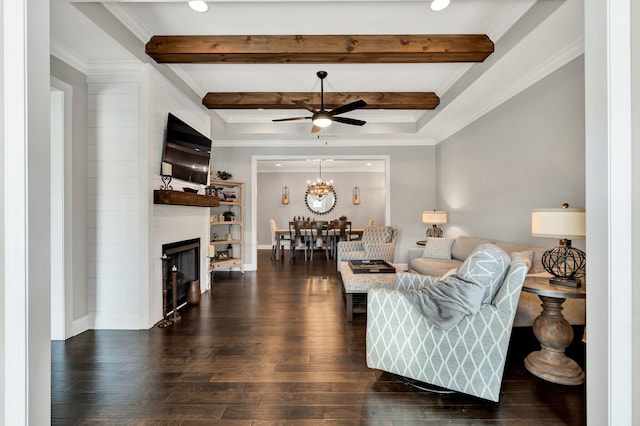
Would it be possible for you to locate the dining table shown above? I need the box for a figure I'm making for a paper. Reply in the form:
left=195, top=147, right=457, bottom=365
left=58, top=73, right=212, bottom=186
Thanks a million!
left=274, top=225, right=364, bottom=259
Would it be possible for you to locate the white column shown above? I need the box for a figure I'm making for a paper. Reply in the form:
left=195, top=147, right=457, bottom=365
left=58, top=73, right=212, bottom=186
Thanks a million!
left=3, top=0, right=51, bottom=424
left=585, top=0, right=635, bottom=424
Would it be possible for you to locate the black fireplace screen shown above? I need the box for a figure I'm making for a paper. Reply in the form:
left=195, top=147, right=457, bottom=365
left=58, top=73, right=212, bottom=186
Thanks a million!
left=162, top=238, right=200, bottom=312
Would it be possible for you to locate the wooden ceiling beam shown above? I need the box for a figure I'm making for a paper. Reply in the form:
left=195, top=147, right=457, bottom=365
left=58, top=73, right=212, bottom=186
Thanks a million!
left=146, top=34, right=493, bottom=64
left=202, top=92, right=440, bottom=110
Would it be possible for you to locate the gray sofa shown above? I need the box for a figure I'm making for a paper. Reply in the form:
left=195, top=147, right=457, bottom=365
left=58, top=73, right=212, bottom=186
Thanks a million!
left=408, top=236, right=585, bottom=327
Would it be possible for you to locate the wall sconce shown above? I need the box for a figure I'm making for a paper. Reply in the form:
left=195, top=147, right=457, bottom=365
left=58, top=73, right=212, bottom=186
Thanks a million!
left=352, top=186, right=361, bottom=205
left=281, top=186, right=289, bottom=205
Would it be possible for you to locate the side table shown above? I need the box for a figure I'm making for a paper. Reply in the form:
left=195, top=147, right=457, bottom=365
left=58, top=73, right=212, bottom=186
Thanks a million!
left=522, top=276, right=586, bottom=385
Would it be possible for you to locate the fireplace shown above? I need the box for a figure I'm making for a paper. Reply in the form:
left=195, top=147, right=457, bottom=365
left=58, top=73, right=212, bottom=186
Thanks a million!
left=162, top=238, right=200, bottom=313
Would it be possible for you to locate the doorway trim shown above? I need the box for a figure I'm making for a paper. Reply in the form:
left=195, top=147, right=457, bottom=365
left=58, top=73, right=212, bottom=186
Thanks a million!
left=50, top=77, right=74, bottom=340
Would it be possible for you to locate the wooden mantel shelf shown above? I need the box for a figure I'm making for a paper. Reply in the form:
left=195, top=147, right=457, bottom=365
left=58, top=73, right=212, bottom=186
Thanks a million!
left=154, top=190, right=220, bottom=207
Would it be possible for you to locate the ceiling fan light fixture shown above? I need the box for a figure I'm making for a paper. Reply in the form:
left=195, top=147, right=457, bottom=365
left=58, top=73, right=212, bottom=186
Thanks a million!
left=430, top=0, right=450, bottom=11
left=312, top=111, right=333, bottom=128
left=188, top=1, right=208, bottom=13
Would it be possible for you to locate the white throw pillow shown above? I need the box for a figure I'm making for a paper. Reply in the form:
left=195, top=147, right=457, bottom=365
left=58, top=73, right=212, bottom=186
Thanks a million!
left=422, top=237, right=455, bottom=260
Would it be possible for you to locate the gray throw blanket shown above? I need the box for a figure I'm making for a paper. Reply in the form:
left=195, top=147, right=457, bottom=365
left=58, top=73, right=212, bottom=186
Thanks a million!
left=403, top=243, right=511, bottom=330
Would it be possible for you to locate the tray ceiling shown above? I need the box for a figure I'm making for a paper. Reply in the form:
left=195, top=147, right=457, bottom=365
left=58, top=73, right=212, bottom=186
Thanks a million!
left=52, top=0, right=583, bottom=146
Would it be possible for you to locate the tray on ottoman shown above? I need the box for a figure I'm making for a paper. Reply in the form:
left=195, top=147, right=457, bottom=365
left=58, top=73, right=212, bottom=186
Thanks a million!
left=348, top=259, right=396, bottom=274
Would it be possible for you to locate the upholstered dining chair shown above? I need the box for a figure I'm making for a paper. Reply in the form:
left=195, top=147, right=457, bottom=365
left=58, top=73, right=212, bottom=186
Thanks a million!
left=366, top=247, right=530, bottom=402
left=330, top=220, right=352, bottom=259
left=336, top=225, right=397, bottom=271
left=269, top=219, right=289, bottom=259
left=289, top=220, right=310, bottom=261
left=310, top=220, right=331, bottom=260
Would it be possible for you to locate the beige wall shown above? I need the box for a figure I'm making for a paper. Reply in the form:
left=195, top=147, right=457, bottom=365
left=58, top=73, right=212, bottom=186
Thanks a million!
left=256, top=170, right=386, bottom=247
left=436, top=56, right=585, bottom=251
left=211, top=145, right=436, bottom=268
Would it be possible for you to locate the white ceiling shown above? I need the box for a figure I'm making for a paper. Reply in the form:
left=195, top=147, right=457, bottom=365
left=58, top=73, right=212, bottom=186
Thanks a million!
left=52, top=0, right=584, bottom=146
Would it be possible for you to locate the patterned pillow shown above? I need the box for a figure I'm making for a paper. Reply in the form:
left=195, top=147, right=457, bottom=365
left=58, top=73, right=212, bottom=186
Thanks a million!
left=457, top=243, right=510, bottom=304
left=422, top=237, right=455, bottom=260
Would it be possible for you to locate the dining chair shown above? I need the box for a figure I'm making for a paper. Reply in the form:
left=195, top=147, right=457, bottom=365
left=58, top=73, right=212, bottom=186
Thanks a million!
left=289, top=220, right=310, bottom=261
left=269, top=219, right=289, bottom=260
left=310, top=220, right=331, bottom=260
left=330, top=220, right=352, bottom=259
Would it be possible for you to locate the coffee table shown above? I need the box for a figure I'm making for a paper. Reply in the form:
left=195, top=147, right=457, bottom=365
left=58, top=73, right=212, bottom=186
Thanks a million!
left=339, top=261, right=399, bottom=321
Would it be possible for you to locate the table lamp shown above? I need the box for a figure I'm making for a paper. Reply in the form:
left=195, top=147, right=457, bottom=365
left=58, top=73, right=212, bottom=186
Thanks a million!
left=531, top=203, right=586, bottom=287
left=422, top=210, right=448, bottom=238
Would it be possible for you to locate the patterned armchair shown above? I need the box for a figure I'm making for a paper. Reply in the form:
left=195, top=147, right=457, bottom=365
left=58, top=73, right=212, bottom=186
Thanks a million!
left=366, top=250, right=529, bottom=402
left=336, top=225, right=397, bottom=271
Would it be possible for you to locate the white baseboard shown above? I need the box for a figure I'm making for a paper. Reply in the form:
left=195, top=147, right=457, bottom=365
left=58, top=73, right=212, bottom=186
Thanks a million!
left=71, top=315, right=91, bottom=337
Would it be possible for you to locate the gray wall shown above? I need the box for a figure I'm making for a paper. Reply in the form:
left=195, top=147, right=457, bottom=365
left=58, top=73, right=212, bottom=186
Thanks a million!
left=256, top=170, right=386, bottom=246
left=436, top=56, right=585, bottom=250
left=211, top=145, right=436, bottom=267
left=50, top=57, right=89, bottom=329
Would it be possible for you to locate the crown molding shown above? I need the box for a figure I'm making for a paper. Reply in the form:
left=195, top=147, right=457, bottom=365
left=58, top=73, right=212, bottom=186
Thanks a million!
left=212, top=138, right=434, bottom=147
left=102, top=3, right=151, bottom=44
left=434, top=36, right=584, bottom=144
left=51, top=38, right=143, bottom=76
left=50, top=38, right=89, bottom=74
left=87, top=61, right=147, bottom=75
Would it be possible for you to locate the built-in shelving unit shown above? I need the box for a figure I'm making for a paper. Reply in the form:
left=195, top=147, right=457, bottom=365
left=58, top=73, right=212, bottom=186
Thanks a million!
left=208, top=180, right=244, bottom=279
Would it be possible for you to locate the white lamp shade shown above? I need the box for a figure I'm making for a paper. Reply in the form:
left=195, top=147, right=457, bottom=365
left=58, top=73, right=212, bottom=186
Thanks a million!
left=422, top=210, right=448, bottom=225
left=531, top=208, right=586, bottom=239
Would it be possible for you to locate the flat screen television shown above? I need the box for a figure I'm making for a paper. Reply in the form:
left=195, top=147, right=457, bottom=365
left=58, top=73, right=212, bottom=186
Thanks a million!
left=162, top=113, right=211, bottom=185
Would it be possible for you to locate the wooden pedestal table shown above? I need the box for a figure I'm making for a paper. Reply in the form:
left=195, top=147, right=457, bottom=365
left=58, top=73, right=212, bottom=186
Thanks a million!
left=522, top=276, right=586, bottom=385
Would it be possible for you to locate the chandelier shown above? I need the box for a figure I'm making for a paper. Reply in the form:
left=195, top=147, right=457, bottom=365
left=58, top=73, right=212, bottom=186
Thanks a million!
left=307, top=160, right=334, bottom=199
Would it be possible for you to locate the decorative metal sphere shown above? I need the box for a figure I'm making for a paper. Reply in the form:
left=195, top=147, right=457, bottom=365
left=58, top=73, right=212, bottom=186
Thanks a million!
left=541, top=244, right=586, bottom=281
left=426, top=226, right=443, bottom=238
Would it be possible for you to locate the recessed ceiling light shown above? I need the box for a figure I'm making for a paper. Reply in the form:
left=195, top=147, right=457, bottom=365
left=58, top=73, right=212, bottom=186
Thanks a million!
left=188, top=1, right=208, bottom=13
left=275, top=163, right=281, bottom=167
left=430, top=0, right=450, bottom=12
left=366, top=163, right=373, bottom=166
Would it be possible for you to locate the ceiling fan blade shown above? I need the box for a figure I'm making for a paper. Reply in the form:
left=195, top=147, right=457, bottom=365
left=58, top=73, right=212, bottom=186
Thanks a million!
left=293, top=100, right=317, bottom=113
left=333, top=116, right=366, bottom=126
left=272, top=116, right=310, bottom=122
left=311, top=125, right=322, bottom=133
left=330, top=100, right=367, bottom=116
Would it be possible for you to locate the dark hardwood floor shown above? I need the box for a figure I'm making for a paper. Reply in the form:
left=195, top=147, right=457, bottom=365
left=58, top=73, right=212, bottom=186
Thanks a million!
left=52, top=250, right=586, bottom=425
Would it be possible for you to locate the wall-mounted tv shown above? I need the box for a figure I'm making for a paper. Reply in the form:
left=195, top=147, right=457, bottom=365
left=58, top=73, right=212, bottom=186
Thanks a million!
left=162, top=113, right=211, bottom=185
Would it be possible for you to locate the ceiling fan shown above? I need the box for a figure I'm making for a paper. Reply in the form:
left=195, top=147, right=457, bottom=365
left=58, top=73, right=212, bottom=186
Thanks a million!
left=272, top=71, right=367, bottom=133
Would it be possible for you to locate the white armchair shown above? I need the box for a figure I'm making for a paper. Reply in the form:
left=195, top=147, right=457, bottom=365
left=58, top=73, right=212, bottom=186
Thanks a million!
left=366, top=249, right=530, bottom=402
left=336, top=225, right=397, bottom=271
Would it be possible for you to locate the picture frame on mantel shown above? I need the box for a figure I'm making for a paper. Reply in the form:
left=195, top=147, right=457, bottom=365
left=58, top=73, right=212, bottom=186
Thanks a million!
left=216, top=250, right=229, bottom=260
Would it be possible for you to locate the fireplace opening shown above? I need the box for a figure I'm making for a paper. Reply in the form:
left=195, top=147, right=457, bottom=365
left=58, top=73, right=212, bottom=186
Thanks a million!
left=162, top=238, right=200, bottom=314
